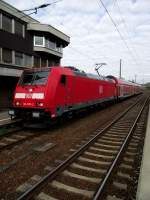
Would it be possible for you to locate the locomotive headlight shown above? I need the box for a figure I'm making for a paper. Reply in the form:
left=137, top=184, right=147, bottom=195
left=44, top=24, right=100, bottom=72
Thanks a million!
left=16, top=101, right=20, bottom=106
left=32, top=93, right=44, bottom=99
left=36, top=102, right=44, bottom=106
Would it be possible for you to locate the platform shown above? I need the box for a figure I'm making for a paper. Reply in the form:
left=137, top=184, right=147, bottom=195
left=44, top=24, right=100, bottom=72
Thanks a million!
left=136, top=104, right=150, bottom=200
left=0, top=110, right=10, bottom=125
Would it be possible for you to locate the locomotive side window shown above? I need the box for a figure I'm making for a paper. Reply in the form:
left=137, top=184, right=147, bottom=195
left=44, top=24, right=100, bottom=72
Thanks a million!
left=60, top=75, right=66, bottom=85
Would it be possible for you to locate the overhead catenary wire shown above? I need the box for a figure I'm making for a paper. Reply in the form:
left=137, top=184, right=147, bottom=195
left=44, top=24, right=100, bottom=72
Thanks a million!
left=40, top=2, right=111, bottom=70
left=98, top=0, right=139, bottom=66
left=16, top=1, right=119, bottom=74
left=114, top=0, right=141, bottom=62
left=68, top=46, right=106, bottom=63
left=34, top=12, right=107, bottom=69
left=13, top=0, right=104, bottom=70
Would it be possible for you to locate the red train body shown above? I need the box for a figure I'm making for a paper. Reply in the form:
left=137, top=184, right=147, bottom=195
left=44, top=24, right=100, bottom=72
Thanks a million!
left=9, top=66, right=142, bottom=121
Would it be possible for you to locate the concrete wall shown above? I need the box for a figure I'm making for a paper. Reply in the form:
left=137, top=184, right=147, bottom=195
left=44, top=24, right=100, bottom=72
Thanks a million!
left=0, top=76, right=18, bottom=108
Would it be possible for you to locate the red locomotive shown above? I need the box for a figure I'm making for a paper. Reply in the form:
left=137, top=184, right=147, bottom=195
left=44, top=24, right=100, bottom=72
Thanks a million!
left=8, top=66, right=142, bottom=121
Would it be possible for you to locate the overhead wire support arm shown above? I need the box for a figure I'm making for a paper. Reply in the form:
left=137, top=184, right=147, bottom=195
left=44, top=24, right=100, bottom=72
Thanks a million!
left=19, top=0, right=63, bottom=19
left=95, top=63, right=107, bottom=78
left=21, top=0, right=62, bottom=12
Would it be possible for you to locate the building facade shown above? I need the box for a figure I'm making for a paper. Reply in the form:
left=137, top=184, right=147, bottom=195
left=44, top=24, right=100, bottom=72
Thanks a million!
left=0, top=0, right=70, bottom=108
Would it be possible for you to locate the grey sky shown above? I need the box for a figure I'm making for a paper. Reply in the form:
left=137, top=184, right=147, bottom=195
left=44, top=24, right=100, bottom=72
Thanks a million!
left=5, top=0, right=150, bottom=83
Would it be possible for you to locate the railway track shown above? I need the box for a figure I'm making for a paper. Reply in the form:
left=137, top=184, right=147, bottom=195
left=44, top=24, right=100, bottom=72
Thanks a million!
left=0, top=120, right=45, bottom=152
left=103, top=106, right=148, bottom=200
left=0, top=119, right=26, bottom=150
left=0, top=119, right=57, bottom=152
left=0, top=95, right=142, bottom=153
left=0, top=130, right=40, bottom=152
left=16, top=95, right=149, bottom=200
left=0, top=119, right=23, bottom=135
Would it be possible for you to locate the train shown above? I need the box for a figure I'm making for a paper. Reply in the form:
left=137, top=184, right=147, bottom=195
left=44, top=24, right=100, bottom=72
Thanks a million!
left=8, top=66, right=142, bottom=122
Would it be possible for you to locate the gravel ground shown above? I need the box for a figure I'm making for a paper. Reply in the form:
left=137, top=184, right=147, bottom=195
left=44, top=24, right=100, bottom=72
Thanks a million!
left=0, top=95, right=141, bottom=199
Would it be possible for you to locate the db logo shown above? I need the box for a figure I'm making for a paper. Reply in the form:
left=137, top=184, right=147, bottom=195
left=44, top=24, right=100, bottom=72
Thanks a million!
left=25, top=93, right=32, bottom=98
left=99, top=86, right=103, bottom=94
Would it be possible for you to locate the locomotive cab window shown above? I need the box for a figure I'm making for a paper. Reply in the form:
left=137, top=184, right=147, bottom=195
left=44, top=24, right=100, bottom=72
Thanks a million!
left=19, top=70, right=50, bottom=86
left=60, top=75, right=66, bottom=85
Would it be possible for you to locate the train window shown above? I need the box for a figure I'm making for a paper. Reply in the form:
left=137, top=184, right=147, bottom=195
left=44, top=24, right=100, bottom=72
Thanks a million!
left=60, top=75, right=66, bottom=85
left=20, top=73, right=33, bottom=85
left=33, top=71, right=49, bottom=85
left=19, top=70, right=50, bottom=85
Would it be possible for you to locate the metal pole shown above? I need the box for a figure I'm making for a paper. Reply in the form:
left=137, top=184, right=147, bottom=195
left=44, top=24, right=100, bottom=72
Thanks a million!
left=119, top=59, right=122, bottom=79
left=135, top=74, right=137, bottom=83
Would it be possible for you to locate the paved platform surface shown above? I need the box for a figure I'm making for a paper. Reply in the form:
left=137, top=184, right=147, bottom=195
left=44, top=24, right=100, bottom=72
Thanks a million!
left=0, top=110, right=10, bottom=124
left=136, top=104, right=150, bottom=200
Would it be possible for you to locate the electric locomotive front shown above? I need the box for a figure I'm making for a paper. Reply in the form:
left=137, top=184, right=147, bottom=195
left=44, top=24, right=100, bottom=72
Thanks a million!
left=9, top=67, right=75, bottom=121
left=9, top=68, right=51, bottom=120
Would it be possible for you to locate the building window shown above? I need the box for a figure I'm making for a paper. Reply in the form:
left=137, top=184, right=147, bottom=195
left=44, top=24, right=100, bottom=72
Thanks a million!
left=55, top=61, right=60, bottom=66
left=48, top=60, right=53, bottom=67
left=45, top=38, right=56, bottom=50
left=2, top=14, right=12, bottom=33
left=45, top=39, right=49, bottom=48
left=15, top=51, right=23, bottom=66
left=0, top=48, right=2, bottom=61
left=34, top=36, right=61, bottom=53
left=49, top=40, right=56, bottom=50
left=22, top=25, right=25, bottom=37
left=34, top=57, right=40, bottom=67
left=0, top=13, right=2, bottom=29
left=15, top=20, right=23, bottom=36
left=34, top=36, right=44, bottom=46
left=24, top=54, right=32, bottom=67
left=41, top=58, right=47, bottom=67
left=2, top=48, right=12, bottom=63
left=56, top=45, right=63, bottom=53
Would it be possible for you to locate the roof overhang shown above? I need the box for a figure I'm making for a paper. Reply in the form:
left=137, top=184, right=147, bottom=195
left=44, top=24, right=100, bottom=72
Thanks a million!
left=0, top=0, right=38, bottom=23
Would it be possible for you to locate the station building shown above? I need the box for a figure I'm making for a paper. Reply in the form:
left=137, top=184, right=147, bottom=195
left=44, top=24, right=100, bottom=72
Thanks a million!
left=0, top=0, right=70, bottom=108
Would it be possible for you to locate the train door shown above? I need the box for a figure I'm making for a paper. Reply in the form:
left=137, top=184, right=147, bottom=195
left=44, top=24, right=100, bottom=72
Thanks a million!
left=65, top=75, right=74, bottom=106
left=59, top=74, right=74, bottom=107
left=117, top=85, right=121, bottom=97
left=120, top=85, right=124, bottom=97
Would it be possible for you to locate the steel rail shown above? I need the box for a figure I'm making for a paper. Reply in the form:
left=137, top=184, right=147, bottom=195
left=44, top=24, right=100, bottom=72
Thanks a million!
left=93, top=97, right=149, bottom=200
left=0, top=132, right=31, bottom=152
left=16, top=96, right=145, bottom=200
left=0, top=127, right=46, bottom=152
left=0, top=119, right=23, bottom=137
